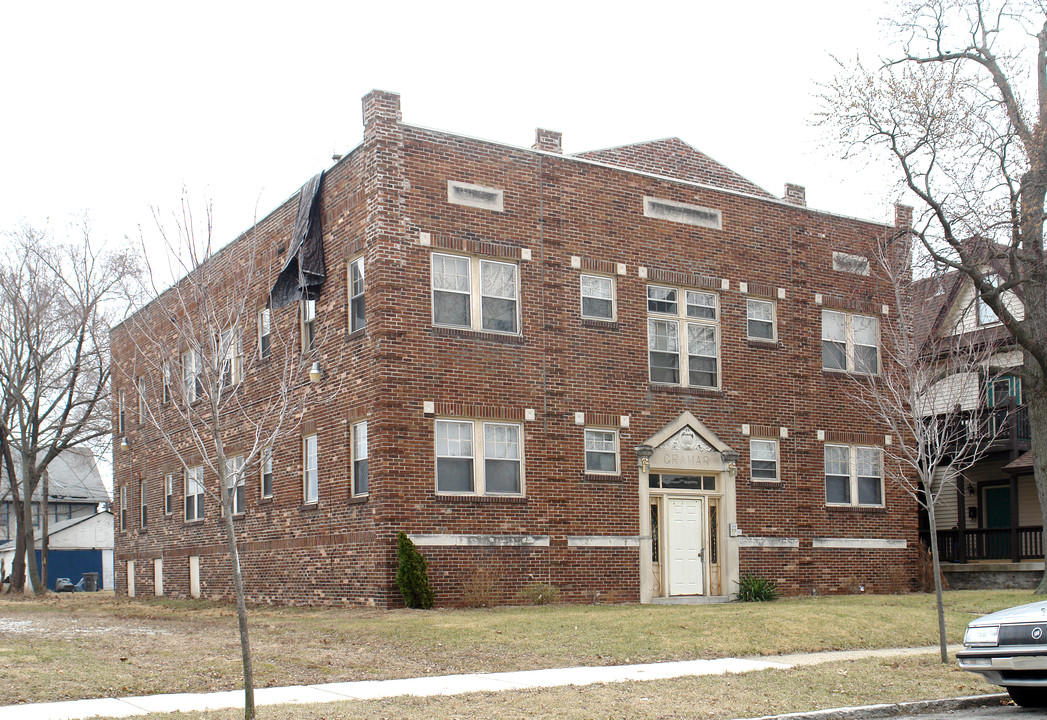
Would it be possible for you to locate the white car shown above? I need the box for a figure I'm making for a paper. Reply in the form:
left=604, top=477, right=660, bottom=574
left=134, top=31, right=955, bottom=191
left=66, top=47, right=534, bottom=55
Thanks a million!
left=958, top=600, right=1047, bottom=707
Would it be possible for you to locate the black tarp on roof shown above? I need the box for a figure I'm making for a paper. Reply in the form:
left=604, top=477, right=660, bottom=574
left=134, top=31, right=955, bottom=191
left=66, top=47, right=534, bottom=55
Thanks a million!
left=270, top=171, right=326, bottom=308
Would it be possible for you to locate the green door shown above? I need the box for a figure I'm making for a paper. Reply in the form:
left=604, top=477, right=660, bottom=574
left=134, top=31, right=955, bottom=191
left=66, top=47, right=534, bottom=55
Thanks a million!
left=984, top=485, right=1011, bottom=558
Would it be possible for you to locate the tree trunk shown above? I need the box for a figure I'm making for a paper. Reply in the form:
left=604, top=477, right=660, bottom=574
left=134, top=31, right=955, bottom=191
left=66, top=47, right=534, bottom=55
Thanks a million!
left=925, top=491, right=949, bottom=663
left=20, top=470, right=42, bottom=596
left=10, top=521, right=25, bottom=592
left=40, top=470, right=48, bottom=591
left=221, top=494, right=255, bottom=720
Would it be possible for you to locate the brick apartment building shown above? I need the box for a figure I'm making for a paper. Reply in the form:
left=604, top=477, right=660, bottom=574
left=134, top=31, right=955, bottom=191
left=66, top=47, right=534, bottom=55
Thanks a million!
left=111, top=90, right=917, bottom=606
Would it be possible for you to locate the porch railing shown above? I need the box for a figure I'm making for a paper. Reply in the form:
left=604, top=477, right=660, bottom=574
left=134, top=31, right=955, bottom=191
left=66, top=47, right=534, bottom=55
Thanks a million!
left=930, top=526, right=1043, bottom=563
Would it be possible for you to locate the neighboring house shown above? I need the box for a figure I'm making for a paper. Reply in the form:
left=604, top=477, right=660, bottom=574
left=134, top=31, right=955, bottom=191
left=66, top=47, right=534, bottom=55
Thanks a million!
left=0, top=447, right=112, bottom=590
left=916, top=270, right=1037, bottom=587
left=111, top=90, right=916, bottom=607
left=0, top=511, right=114, bottom=591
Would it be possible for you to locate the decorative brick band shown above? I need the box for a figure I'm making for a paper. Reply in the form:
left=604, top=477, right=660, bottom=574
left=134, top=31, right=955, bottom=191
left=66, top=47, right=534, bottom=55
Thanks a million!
left=812, top=537, right=907, bottom=550
left=435, top=494, right=528, bottom=505
left=583, top=412, right=620, bottom=428
left=581, top=319, right=619, bottom=331
left=346, top=236, right=365, bottom=256
left=736, top=536, right=800, bottom=548
left=577, top=257, right=618, bottom=275
left=116, top=531, right=376, bottom=562
left=743, top=281, right=776, bottom=298
left=650, top=385, right=725, bottom=398
left=819, top=293, right=876, bottom=315
left=433, top=403, right=528, bottom=421
left=825, top=430, right=883, bottom=445
left=428, top=233, right=526, bottom=260
left=647, top=267, right=721, bottom=290
left=749, top=424, right=779, bottom=438
left=408, top=533, right=549, bottom=547
left=431, top=326, right=527, bottom=345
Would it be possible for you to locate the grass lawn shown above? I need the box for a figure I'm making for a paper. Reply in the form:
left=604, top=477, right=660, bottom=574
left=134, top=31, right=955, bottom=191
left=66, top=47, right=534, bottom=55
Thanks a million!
left=0, top=589, right=1031, bottom=709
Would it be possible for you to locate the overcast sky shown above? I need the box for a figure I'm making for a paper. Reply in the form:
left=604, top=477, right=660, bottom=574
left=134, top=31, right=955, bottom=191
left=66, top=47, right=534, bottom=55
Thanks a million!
left=1, top=0, right=906, bottom=257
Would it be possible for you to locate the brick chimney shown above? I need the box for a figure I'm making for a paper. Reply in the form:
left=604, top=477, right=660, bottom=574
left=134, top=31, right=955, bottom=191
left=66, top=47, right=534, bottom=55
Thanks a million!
left=784, top=183, right=806, bottom=207
left=362, top=90, right=402, bottom=128
left=894, top=203, right=913, bottom=230
left=532, top=128, right=562, bottom=154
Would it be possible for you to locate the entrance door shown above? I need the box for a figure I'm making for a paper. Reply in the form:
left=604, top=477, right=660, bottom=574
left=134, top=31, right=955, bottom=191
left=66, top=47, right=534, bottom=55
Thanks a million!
left=667, top=497, right=704, bottom=595
left=984, top=485, right=1011, bottom=559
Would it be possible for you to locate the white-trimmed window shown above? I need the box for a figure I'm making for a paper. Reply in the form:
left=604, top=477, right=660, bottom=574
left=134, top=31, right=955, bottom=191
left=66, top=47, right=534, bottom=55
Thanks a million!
left=749, top=438, right=779, bottom=481
left=185, top=466, right=204, bottom=521
left=260, top=447, right=273, bottom=499
left=584, top=428, right=619, bottom=474
left=976, top=274, right=1001, bottom=326
left=352, top=420, right=368, bottom=496
left=302, top=299, right=316, bottom=352
left=647, top=284, right=719, bottom=388
left=824, top=444, right=883, bottom=506
left=303, top=434, right=318, bottom=503
left=218, top=329, right=243, bottom=389
left=349, top=257, right=366, bottom=332
left=164, top=473, right=174, bottom=515
left=119, top=485, right=127, bottom=531
left=821, top=310, right=878, bottom=374
left=140, top=480, right=148, bottom=527
left=258, top=308, right=271, bottom=359
left=182, top=350, right=202, bottom=402
left=225, top=455, right=245, bottom=515
left=162, top=361, right=172, bottom=405
left=435, top=419, right=523, bottom=495
left=136, top=376, right=146, bottom=423
left=431, top=253, right=519, bottom=334
left=117, top=389, right=126, bottom=434
left=747, top=298, right=775, bottom=341
left=580, top=274, right=615, bottom=320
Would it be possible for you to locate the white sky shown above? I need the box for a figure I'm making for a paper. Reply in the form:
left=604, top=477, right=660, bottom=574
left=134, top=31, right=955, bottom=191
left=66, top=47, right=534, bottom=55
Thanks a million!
left=1, top=0, right=907, bottom=257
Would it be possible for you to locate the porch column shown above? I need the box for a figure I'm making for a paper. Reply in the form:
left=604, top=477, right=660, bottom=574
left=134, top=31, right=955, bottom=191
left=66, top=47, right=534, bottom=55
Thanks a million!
left=956, top=477, right=967, bottom=563
left=636, top=445, right=654, bottom=604
left=1011, top=472, right=1021, bottom=562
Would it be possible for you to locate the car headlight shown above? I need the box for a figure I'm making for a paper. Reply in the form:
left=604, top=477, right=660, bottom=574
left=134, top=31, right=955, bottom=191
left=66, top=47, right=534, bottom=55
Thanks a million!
left=965, top=625, right=1000, bottom=647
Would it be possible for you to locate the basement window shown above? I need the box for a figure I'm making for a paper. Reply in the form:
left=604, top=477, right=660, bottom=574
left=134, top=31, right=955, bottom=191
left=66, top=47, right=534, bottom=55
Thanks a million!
left=447, top=181, right=504, bottom=212
left=643, top=197, right=722, bottom=230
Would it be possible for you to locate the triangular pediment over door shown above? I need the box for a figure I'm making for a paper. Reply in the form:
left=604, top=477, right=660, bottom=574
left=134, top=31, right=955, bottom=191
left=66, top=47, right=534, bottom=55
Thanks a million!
left=643, top=411, right=733, bottom=473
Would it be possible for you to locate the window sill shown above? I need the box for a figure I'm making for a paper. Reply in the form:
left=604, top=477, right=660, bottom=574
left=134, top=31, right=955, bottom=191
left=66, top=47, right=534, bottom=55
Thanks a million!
left=258, top=497, right=273, bottom=505
left=581, top=318, right=619, bottom=330
left=435, top=494, right=527, bottom=504
left=825, top=504, right=887, bottom=513
left=649, top=384, right=725, bottom=398
left=347, top=328, right=366, bottom=341
left=184, top=519, right=205, bottom=526
left=300, top=503, right=319, bottom=513
left=822, top=369, right=878, bottom=380
left=432, top=326, right=526, bottom=345
left=348, top=495, right=369, bottom=505
left=746, top=338, right=781, bottom=349
left=749, top=478, right=781, bottom=486
left=581, top=473, right=622, bottom=483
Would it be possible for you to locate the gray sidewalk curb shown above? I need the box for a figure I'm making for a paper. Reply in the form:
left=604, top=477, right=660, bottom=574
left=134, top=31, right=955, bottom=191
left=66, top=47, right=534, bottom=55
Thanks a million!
left=731, top=693, right=1010, bottom=720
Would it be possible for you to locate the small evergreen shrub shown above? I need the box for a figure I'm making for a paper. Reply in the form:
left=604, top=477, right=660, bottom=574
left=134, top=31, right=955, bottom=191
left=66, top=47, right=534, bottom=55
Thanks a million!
left=735, top=572, right=780, bottom=602
left=396, top=532, right=435, bottom=609
left=519, top=582, right=559, bottom=605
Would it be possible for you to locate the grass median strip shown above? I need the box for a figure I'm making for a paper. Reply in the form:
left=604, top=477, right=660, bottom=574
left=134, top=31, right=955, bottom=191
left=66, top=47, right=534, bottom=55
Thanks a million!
left=0, top=589, right=1029, bottom=706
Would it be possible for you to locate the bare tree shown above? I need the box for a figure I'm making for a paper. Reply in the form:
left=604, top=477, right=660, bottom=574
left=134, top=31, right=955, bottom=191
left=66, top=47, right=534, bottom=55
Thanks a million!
left=115, top=197, right=320, bottom=720
left=822, top=0, right=1047, bottom=591
left=853, top=243, right=1006, bottom=662
left=0, top=223, right=134, bottom=594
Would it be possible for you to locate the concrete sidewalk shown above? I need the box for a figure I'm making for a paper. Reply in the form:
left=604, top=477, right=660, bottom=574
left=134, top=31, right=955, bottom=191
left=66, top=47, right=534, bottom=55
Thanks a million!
left=0, top=645, right=964, bottom=720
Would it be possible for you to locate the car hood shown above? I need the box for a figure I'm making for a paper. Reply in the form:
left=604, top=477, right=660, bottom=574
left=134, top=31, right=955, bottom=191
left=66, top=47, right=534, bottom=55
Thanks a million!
left=970, top=600, right=1047, bottom=626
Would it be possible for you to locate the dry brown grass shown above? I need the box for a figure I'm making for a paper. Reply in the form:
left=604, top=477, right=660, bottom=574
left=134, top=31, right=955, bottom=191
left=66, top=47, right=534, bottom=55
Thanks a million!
left=0, top=589, right=1030, bottom=707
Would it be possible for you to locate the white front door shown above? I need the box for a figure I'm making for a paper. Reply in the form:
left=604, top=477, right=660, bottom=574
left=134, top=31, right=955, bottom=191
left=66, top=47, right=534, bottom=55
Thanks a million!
left=667, top=497, right=704, bottom=595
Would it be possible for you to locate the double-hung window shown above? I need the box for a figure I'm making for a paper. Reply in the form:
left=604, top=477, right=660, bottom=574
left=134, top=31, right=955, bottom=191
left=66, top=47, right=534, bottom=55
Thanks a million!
left=185, top=466, right=205, bottom=521
left=260, top=448, right=273, bottom=499
left=119, top=486, right=127, bottom=531
left=136, top=376, right=147, bottom=423
left=435, top=419, right=523, bottom=495
left=352, top=420, right=368, bottom=496
left=580, top=274, right=615, bottom=320
left=258, top=308, right=271, bottom=359
left=302, top=299, right=316, bottom=352
left=824, top=444, right=883, bottom=506
left=746, top=299, right=775, bottom=341
left=162, top=361, right=172, bottom=405
left=218, top=329, right=242, bottom=389
left=118, top=389, right=126, bottom=434
left=349, top=257, right=366, bottom=332
left=647, top=285, right=719, bottom=388
left=749, top=438, right=779, bottom=481
left=303, top=434, right=318, bottom=503
left=225, top=455, right=245, bottom=515
left=164, top=473, right=175, bottom=515
left=821, top=310, right=879, bottom=374
left=431, top=253, right=519, bottom=334
left=140, top=480, right=148, bottom=527
left=182, top=350, right=202, bottom=402
left=584, top=428, right=619, bottom=474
